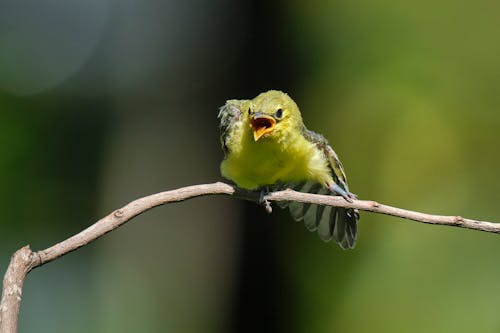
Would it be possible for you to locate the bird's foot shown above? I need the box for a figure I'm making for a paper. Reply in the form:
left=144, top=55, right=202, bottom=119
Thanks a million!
left=259, top=187, right=273, bottom=214
left=329, top=183, right=357, bottom=203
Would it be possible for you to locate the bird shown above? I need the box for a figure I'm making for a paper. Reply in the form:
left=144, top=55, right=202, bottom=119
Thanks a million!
left=218, top=90, right=359, bottom=249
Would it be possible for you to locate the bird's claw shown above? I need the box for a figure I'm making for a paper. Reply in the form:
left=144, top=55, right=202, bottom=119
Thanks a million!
left=259, top=187, right=273, bottom=214
left=342, top=192, right=357, bottom=203
left=329, top=183, right=357, bottom=203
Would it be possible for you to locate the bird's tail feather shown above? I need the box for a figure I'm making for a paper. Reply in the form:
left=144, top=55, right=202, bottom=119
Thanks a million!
left=275, top=181, right=359, bottom=249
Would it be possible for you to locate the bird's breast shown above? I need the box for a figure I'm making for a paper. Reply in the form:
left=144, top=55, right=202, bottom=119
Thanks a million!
left=220, top=134, right=331, bottom=189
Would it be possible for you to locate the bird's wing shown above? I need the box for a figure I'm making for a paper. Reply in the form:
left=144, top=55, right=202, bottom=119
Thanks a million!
left=301, top=127, right=349, bottom=191
left=275, top=127, right=359, bottom=249
left=218, top=100, right=245, bottom=154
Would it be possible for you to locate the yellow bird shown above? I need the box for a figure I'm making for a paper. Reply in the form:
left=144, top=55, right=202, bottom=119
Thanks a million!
left=218, top=90, right=359, bottom=249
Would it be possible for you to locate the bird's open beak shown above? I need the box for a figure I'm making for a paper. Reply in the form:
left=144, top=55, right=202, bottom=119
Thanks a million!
left=250, top=113, right=276, bottom=141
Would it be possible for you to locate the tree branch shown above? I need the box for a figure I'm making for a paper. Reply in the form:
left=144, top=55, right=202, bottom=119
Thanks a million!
left=1, top=182, right=499, bottom=332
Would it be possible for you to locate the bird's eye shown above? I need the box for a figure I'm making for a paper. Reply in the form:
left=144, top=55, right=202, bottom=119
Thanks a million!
left=275, top=108, right=283, bottom=119
left=248, top=107, right=252, bottom=115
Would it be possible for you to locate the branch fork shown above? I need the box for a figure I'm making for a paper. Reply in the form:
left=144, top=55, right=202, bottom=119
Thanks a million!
left=1, top=182, right=499, bottom=333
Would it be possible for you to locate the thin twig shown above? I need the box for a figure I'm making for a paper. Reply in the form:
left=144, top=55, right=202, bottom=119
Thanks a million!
left=265, top=189, right=500, bottom=233
left=1, top=182, right=499, bottom=333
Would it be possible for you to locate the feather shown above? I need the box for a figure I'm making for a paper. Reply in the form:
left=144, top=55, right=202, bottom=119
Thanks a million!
left=277, top=181, right=357, bottom=248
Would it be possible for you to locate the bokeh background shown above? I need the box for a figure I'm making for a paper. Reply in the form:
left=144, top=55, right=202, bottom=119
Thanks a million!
left=1, top=0, right=500, bottom=332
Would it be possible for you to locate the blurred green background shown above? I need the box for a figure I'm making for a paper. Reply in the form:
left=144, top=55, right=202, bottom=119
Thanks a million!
left=1, top=0, right=500, bottom=332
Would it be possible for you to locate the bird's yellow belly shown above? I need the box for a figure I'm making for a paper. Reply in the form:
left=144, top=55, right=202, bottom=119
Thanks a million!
left=221, top=155, right=297, bottom=189
left=220, top=138, right=331, bottom=189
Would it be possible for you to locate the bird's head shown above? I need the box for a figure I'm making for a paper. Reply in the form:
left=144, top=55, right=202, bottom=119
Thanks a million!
left=247, top=90, right=303, bottom=142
